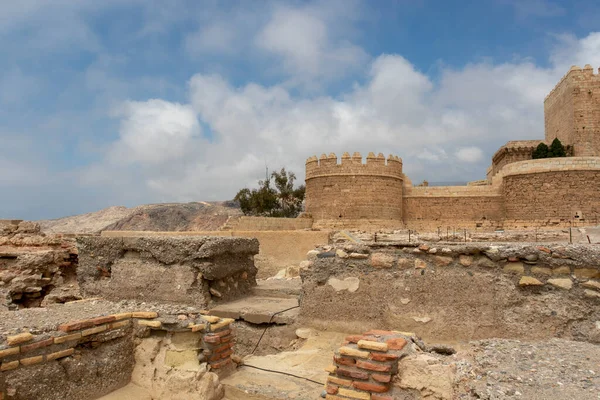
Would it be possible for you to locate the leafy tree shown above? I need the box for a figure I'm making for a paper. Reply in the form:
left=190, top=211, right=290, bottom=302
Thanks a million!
left=532, top=142, right=548, bottom=159
left=233, top=168, right=305, bottom=218
left=548, top=138, right=566, bottom=157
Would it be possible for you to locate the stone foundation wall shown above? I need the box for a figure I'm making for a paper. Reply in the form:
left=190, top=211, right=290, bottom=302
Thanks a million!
left=77, top=236, right=259, bottom=308
left=0, top=310, right=234, bottom=400
left=299, top=242, right=600, bottom=343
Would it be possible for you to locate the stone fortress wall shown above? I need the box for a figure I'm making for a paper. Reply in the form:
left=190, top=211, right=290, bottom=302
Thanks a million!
left=305, top=152, right=404, bottom=223
left=303, top=65, right=600, bottom=229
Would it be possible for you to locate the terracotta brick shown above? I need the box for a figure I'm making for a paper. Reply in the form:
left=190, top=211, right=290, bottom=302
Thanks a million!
left=385, top=338, right=407, bottom=350
left=369, top=353, right=399, bottom=362
left=20, top=355, right=44, bottom=366
left=336, top=367, right=369, bottom=380
left=90, top=315, right=116, bottom=325
left=6, top=332, right=33, bottom=345
left=372, top=394, right=394, bottom=400
left=204, top=335, right=221, bottom=344
left=82, top=324, right=108, bottom=336
left=327, top=376, right=352, bottom=387
left=0, top=347, right=20, bottom=359
left=334, top=355, right=357, bottom=366
left=353, top=381, right=389, bottom=393
left=111, top=312, right=132, bottom=321
left=326, top=384, right=339, bottom=395
left=132, top=311, right=158, bottom=319
left=338, top=387, right=371, bottom=400
left=210, top=358, right=232, bottom=369
left=20, top=338, right=54, bottom=353
left=220, top=335, right=233, bottom=343
left=372, top=373, right=391, bottom=383
left=324, top=365, right=337, bottom=374
left=0, top=360, right=19, bottom=371
left=345, top=335, right=368, bottom=343
left=220, top=349, right=233, bottom=359
left=59, top=320, right=94, bottom=332
left=109, top=320, right=131, bottom=330
left=356, top=360, right=391, bottom=372
left=357, top=340, right=388, bottom=352
left=213, top=329, right=232, bottom=337
left=54, top=332, right=82, bottom=344
left=47, top=348, right=74, bottom=361
left=213, top=343, right=232, bottom=353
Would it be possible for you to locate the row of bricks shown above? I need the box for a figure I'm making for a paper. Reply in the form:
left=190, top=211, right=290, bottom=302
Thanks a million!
left=325, top=387, right=393, bottom=400
left=327, top=375, right=390, bottom=394
left=0, top=320, right=131, bottom=360
left=1, top=348, right=75, bottom=372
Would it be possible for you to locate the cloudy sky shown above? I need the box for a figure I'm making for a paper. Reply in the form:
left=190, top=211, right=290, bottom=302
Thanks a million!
left=2, top=0, right=600, bottom=220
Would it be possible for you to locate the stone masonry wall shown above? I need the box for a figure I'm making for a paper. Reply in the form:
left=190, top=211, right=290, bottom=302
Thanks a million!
left=221, top=216, right=313, bottom=231
left=545, top=65, right=600, bottom=156
left=305, top=152, right=403, bottom=221
left=299, top=242, right=600, bottom=343
left=77, top=236, right=259, bottom=308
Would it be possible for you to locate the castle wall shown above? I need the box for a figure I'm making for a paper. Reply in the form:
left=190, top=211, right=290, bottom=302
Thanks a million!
left=305, top=152, right=403, bottom=221
left=502, top=157, right=600, bottom=222
left=545, top=65, right=600, bottom=156
left=222, top=216, right=313, bottom=231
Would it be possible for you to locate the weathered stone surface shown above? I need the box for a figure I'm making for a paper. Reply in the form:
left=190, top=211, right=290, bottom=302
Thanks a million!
left=328, top=277, right=360, bottom=293
left=335, top=249, right=349, bottom=259
left=552, top=266, right=571, bottom=275
left=396, top=353, right=454, bottom=400
left=370, top=253, right=395, bottom=268
left=503, top=262, right=525, bottom=275
left=531, top=267, right=552, bottom=276
left=433, top=256, right=453, bottom=267
left=582, top=280, right=600, bottom=290
left=414, top=259, right=427, bottom=269
left=547, top=278, right=573, bottom=290
left=519, top=276, right=543, bottom=286
left=574, top=268, right=600, bottom=279
left=459, top=255, right=473, bottom=267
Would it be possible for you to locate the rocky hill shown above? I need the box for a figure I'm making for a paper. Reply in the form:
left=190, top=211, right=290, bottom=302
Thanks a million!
left=37, top=202, right=242, bottom=234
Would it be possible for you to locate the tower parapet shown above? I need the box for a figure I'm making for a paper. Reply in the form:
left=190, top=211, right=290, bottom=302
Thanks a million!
left=305, top=152, right=403, bottom=181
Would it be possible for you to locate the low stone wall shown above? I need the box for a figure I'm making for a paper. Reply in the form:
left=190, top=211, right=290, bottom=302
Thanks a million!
left=0, top=310, right=233, bottom=399
left=299, top=242, right=600, bottom=343
left=222, top=216, right=313, bottom=231
left=101, top=230, right=332, bottom=279
left=77, top=236, right=259, bottom=307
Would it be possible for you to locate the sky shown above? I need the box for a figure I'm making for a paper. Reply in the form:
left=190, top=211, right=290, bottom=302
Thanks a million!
left=1, top=0, right=600, bottom=220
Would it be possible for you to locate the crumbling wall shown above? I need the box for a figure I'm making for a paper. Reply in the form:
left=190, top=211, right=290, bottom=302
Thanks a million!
left=299, top=242, right=600, bottom=343
left=77, top=236, right=259, bottom=307
left=0, top=221, right=80, bottom=310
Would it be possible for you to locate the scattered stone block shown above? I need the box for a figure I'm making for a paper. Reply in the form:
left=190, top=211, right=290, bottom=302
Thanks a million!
left=519, top=276, right=543, bottom=286
left=547, top=278, right=573, bottom=290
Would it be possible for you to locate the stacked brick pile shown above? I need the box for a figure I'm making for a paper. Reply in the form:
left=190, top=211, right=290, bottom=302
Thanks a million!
left=0, top=312, right=235, bottom=374
left=324, top=330, right=411, bottom=400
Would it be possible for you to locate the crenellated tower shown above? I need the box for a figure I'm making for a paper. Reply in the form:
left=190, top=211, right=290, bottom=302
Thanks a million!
left=304, top=152, right=404, bottom=222
left=545, top=64, right=600, bottom=156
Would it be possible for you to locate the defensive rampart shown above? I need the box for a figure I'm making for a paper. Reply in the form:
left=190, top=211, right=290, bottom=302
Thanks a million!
left=305, top=152, right=403, bottom=224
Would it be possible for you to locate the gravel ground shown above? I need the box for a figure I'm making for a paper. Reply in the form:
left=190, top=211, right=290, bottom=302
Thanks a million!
left=455, top=338, right=600, bottom=399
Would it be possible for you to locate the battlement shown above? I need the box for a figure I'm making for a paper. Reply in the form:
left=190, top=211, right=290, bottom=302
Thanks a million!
left=305, top=151, right=403, bottom=180
left=545, top=64, right=600, bottom=102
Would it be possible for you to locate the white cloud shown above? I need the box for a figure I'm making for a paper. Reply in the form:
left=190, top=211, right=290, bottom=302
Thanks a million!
left=256, top=3, right=368, bottom=84
left=455, top=147, right=484, bottom=163
left=70, top=31, right=600, bottom=206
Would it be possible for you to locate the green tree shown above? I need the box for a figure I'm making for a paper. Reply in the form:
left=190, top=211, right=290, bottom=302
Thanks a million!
left=532, top=142, right=548, bottom=159
left=233, top=168, right=305, bottom=217
left=548, top=138, right=566, bottom=157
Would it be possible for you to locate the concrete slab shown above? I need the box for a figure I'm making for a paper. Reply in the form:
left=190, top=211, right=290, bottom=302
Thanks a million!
left=209, top=296, right=299, bottom=324
left=222, top=331, right=347, bottom=400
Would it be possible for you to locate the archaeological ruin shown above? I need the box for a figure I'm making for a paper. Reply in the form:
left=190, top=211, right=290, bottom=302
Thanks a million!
left=1, top=65, right=600, bottom=400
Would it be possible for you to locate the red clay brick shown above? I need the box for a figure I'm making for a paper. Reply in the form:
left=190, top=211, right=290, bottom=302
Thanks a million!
left=336, top=367, right=369, bottom=380
left=372, top=373, right=391, bottom=383
left=345, top=335, right=368, bottom=343
left=372, top=395, right=394, bottom=400
left=220, top=349, right=233, bottom=359
left=334, top=355, right=357, bottom=366
left=210, top=358, right=232, bottom=369
left=220, top=335, right=232, bottom=343
left=326, top=384, right=339, bottom=395
left=214, top=343, right=233, bottom=353
left=213, top=329, right=232, bottom=338
left=386, top=337, right=407, bottom=350
left=369, top=353, right=399, bottom=362
left=352, top=381, right=389, bottom=393
left=58, top=320, right=94, bottom=332
left=356, top=360, right=391, bottom=372
left=90, top=315, right=116, bottom=325
left=20, top=338, right=54, bottom=353
left=203, top=335, right=221, bottom=344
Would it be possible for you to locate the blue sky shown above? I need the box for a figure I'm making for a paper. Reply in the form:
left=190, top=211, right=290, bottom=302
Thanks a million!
left=1, top=0, right=600, bottom=220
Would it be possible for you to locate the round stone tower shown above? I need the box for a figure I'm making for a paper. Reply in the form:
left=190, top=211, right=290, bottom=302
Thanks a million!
left=304, top=152, right=404, bottom=223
